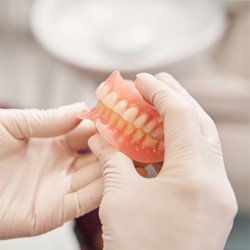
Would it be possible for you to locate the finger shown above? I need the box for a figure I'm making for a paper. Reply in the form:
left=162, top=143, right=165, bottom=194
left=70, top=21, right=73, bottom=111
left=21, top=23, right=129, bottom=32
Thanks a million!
left=64, top=178, right=103, bottom=220
left=135, top=73, right=201, bottom=143
left=136, top=73, right=197, bottom=119
left=73, top=153, right=98, bottom=171
left=155, top=73, right=218, bottom=138
left=70, top=161, right=102, bottom=192
left=64, top=119, right=96, bottom=152
left=88, top=134, right=139, bottom=182
left=155, top=73, right=194, bottom=101
left=1, top=103, right=87, bottom=140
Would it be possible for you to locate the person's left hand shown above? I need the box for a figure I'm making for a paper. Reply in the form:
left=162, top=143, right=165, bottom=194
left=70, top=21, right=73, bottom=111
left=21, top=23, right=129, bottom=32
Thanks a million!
left=88, top=74, right=237, bottom=250
left=0, top=103, right=103, bottom=239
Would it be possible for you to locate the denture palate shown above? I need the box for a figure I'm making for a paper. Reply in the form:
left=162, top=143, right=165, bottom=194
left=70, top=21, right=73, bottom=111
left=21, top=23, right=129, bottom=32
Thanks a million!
left=95, top=81, right=164, bottom=151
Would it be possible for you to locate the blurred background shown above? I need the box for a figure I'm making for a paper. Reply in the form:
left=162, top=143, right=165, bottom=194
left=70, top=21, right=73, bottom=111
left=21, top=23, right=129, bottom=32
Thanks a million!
left=0, top=0, right=249, bottom=249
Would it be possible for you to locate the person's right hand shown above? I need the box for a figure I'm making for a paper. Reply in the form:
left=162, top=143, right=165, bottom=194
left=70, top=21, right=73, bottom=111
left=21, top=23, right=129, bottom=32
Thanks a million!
left=89, top=73, right=238, bottom=250
left=0, top=103, right=103, bottom=239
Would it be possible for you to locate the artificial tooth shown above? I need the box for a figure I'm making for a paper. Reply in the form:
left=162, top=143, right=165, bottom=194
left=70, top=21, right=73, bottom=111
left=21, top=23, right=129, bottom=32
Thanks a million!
left=133, top=130, right=145, bottom=142
left=158, top=141, right=165, bottom=151
left=122, top=107, right=139, bottom=123
left=151, top=127, right=164, bottom=139
left=134, top=114, right=148, bottom=129
left=96, top=82, right=109, bottom=100
left=143, top=120, right=156, bottom=134
left=96, top=101, right=101, bottom=110
left=103, top=92, right=118, bottom=109
left=143, top=135, right=158, bottom=148
left=116, top=118, right=127, bottom=130
left=109, top=112, right=120, bottom=125
left=98, top=103, right=105, bottom=114
left=103, top=108, right=112, bottom=119
left=113, top=100, right=127, bottom=114
left=124, top=124, right=135, bottom=136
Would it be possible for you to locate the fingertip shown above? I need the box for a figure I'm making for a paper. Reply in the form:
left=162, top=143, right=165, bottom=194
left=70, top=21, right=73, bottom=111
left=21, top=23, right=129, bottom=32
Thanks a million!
left=135, top=73, right=174, bottom=117
left=88, top=133, right=102, bottom=145
left=136, top=72, right=152, bottom=79
left=64, top=119, right=97, bottom=152
left=135, top=73, right=156, bottom=103
left=135, top=73, right=155, bottom=88
left=60, top=102, right=87, bottom=114
left=81, top=119, right=96, bottom=131
left=77, top=119, right=97, bottom=137
left=88, top=134, right=137, bottom=178
left=58, top=102, right=88, bottom=126
left=155, top=72, right=181, bottom=90
left=88, top=134, right=105, bottom=154
left=155, top=72, right=171, bottom=77
left=155, top=72, right=173, bottom=81
left=135, top=72, right=171, bottom=93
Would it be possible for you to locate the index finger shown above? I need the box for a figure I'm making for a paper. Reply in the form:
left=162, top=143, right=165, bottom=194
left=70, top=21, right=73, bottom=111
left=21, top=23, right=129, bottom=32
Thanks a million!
left=64, top=119, right=96, bottom=152
left=88, top=134, right=139, bottom=182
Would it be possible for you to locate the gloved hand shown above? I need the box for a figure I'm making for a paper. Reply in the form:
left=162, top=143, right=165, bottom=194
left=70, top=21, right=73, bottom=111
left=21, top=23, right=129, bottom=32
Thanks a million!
left=89, top=73, right=238, bottom=250
left=0, top=103, right=103, bottom=239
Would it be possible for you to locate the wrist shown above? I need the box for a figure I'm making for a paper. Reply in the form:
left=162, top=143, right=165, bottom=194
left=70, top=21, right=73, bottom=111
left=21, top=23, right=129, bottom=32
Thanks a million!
left=102, top=222, right=228, bottom=250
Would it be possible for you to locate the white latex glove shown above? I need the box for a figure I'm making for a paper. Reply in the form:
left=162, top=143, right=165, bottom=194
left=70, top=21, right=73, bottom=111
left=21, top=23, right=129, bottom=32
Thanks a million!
left=88, top=73, right=238, bottom=250
left=0, top=103, right=103, bottom=239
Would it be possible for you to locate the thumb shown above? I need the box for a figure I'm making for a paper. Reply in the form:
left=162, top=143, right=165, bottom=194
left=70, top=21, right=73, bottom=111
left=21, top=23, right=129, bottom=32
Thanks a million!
left=135, top=73, right=191, bottom=119
left=0, top=102, right=86, bottom=139
left=88, top=134, right=138, bottom=184
left=135, top=73, right=200, bottom=146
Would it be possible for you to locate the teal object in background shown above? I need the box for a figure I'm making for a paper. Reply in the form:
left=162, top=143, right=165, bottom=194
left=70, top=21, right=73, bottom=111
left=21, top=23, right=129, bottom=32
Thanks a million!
left=225, top=215, right=250, bottom=250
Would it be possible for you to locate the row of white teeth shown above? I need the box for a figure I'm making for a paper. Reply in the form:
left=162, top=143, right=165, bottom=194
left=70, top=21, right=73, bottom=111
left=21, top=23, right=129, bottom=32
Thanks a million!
left=96, top=82, right=164, bottom=140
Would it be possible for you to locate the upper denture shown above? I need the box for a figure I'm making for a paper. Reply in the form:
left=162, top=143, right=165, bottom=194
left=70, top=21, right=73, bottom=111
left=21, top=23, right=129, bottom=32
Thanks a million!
left=85, top=71, right=165, bottom=163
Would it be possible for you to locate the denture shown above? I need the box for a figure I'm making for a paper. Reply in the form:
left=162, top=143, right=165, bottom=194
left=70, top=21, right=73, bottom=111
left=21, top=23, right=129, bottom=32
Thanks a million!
left=80, top=71, right=164, bottom=163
